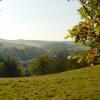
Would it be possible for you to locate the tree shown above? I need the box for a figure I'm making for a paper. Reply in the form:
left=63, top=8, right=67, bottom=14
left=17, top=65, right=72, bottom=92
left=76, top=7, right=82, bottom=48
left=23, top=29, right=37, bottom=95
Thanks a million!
left=0, top=55, right=24, bottom=77
left=0, top=62, right=7, bottom=77
left=4, top=57, right=24, bottom=77
left=65, top=0, right=100, bottom=65
left=29, top=54, right=55, bottom=75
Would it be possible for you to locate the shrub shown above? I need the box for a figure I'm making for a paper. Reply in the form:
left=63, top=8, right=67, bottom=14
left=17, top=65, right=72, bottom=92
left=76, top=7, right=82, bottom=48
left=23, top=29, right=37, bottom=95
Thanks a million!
left=0, top=62, right=7, bottom=77
left=0, top=56, right=24, bottom=77
left=29, top=54, right=55, bottom=75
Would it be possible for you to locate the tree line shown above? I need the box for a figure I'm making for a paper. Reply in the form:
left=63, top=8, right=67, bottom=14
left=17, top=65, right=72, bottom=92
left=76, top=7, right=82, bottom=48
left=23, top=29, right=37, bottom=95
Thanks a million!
left=0, top=52, right=87, bottom=77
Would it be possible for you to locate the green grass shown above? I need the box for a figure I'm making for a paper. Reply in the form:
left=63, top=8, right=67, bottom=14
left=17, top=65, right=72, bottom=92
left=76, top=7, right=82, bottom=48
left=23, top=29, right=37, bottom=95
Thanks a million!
left=0, top=65, right=100, bottom=100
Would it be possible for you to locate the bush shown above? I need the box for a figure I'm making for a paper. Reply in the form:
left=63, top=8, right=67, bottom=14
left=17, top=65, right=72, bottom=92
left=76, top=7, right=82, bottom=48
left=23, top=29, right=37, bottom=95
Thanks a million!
left=29, top=54, right=55, bottom=75
left=0, top=57, right=24, bottom=77
left=0, top=62, right=7, bottom=77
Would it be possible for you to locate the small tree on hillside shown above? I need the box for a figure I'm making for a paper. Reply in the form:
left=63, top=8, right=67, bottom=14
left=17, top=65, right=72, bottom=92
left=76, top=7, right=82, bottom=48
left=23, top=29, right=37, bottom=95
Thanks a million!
left=4, top=57, right=24, bottom=77
left=0, top=55, right=23, bottom=77
left=30, top=54, right=55, bottom=75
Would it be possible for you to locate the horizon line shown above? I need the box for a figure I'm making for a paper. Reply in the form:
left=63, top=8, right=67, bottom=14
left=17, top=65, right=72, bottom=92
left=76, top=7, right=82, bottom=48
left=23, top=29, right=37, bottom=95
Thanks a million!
left=0, top=37, right=73, bottom=42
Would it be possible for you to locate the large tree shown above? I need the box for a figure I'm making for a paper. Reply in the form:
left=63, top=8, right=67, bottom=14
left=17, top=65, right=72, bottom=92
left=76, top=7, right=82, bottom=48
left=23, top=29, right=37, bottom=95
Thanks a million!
left=66, top=0, right=100, bottom=65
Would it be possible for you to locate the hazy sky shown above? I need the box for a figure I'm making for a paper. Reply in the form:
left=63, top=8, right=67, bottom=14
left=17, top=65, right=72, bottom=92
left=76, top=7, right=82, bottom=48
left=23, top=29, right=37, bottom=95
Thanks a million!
left=0, top=0, right=81, bottom=41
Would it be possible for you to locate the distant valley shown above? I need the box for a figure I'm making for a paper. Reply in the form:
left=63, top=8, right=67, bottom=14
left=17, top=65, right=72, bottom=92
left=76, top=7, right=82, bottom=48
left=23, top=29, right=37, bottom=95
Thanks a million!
left=0, top=38, right=88, bottom=67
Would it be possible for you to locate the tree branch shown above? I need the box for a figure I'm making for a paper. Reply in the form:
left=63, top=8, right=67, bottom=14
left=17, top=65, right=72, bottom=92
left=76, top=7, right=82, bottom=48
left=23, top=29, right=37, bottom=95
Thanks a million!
left=79, top=0, right=93, bottom=19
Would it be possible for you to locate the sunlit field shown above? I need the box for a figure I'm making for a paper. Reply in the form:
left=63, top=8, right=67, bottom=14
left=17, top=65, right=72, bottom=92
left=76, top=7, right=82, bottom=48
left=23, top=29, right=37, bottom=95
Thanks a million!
left=0, top=65, right=100, bottom=100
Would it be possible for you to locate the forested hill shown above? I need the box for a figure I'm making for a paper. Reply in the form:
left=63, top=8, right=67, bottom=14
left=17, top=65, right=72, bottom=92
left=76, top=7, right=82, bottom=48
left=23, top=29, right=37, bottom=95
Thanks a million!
left=0, top=38, right=75, bottom=48
left=0, top=38, right=87, bottom=50
left=0, top=38, right=88, bottom=67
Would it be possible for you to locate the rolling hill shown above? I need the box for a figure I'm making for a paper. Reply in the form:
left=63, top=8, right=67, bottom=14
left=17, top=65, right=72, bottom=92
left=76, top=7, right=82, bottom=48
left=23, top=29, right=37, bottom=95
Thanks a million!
left=0, top=65, right=99, bottom=100
left=0, top=38, right=87, bottom=66
left=0, top=38, right=86, bottom=49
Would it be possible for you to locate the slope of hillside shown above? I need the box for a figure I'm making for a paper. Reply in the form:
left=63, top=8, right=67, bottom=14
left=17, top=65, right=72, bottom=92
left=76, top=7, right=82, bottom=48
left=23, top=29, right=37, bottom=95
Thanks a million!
left=0, top=65, right=100, bottom=100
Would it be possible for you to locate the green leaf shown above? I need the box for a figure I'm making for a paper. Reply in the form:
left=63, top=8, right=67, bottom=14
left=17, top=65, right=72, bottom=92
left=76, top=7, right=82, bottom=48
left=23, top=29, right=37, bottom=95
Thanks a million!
left=77, top=57, right=83, bottom=63
left=64, top=34, right=71, bottom=39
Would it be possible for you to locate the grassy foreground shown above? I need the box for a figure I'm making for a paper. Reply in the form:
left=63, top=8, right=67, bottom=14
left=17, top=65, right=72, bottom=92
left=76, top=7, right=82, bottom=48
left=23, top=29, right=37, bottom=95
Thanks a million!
left=0, top=65, right=100, bottom=100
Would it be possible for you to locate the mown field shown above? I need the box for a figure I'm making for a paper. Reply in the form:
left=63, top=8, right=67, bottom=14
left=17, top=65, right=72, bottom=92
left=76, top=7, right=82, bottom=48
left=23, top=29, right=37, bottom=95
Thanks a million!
left=0, top=65, right=100, bottom=100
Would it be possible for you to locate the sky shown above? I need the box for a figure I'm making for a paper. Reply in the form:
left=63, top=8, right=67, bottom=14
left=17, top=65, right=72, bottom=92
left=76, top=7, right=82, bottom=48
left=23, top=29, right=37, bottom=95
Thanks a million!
left=0, top=0, right=81, bottom=41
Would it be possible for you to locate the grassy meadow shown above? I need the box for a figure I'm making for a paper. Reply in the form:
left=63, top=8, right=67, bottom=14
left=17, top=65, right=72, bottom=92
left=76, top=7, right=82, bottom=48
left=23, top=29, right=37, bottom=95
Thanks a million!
left=0, top=65, right=100, bottom=100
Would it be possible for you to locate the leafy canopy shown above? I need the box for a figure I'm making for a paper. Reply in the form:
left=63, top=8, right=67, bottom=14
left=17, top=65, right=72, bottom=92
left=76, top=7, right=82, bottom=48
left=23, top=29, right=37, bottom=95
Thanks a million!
left=65, top=0, right=100, bottom=64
